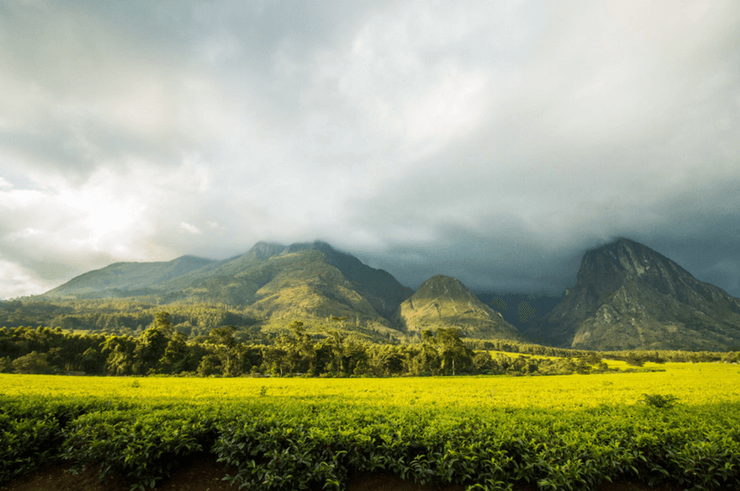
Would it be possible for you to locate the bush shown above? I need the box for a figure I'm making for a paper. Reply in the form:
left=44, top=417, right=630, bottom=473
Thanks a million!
left=639, top=393, right=679, bottom=409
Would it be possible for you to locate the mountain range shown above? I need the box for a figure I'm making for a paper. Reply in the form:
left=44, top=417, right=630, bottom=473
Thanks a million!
left=29, top=238, right=740, bottom=350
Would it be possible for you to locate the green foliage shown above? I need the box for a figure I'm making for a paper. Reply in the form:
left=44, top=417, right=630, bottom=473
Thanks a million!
left=0, top=396, right=134, bottom=484
left=639, top=393, right=679, bottom=409
left=11, top=351, right=51, bottom=374
left=62, top=406, right=217, bottom=489
left=2, top=392, right=740, bottom=490
left=2, top=321, right=684, bottom=379
left=626, top=353, right=646, bottom=367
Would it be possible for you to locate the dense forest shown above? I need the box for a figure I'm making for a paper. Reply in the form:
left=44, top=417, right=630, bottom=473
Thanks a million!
left=0, top=299, right=265, bottom=339
left=3, top=312, right=738, bottom=378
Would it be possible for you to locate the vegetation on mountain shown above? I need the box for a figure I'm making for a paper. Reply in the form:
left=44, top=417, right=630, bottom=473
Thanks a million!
left=8, top=239, right=740, bottom=491
left=33, top=241, right=424, bottom=340
left=6, top=238, right=740, bottom=352
left=394, top=275, right=523, bottom=340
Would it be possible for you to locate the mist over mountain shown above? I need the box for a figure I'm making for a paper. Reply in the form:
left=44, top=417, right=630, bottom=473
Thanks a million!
left=473, top=292, right=563, bottom=335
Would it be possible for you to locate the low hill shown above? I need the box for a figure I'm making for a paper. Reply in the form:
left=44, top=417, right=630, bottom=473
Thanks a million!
left=394, top=275, right=523, bottom=340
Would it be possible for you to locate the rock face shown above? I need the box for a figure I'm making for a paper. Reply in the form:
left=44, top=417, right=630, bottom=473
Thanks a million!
left=523, top=238, right=740, bottom=350
left=394, top=275, right=522, bottom=340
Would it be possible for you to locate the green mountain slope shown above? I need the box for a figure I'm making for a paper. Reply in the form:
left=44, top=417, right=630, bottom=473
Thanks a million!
left=394, top=275, right=523, bottom=340
left=39, top=241, right=414, bottom=337
left=523, top=238, right=740, bottom=350
left=42, top=255, right=216, bottom=299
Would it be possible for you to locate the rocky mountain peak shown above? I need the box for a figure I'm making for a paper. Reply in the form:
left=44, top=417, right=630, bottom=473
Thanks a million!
left=577, top=238, right=705, bottom=302
left=523, top=238, right=740, bottom=350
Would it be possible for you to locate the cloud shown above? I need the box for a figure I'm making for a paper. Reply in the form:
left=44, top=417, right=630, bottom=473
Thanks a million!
left=1, top=0, right=739, bottom=299
left=0, top=258, right=60, bottom=300
left=180, top=222, right=202, bottom=235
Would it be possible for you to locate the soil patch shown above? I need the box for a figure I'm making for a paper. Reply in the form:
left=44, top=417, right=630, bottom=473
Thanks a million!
left=0, top=458, right=684, bottom=491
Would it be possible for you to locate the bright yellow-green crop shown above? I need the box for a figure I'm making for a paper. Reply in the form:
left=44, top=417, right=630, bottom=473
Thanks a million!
left=3, top=363, right=740, bottom=490
left=2, top=361, right=738, bottom=410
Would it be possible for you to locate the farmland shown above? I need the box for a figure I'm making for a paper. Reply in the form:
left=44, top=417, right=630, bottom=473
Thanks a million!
left=2, top=363, right=740, bottom=490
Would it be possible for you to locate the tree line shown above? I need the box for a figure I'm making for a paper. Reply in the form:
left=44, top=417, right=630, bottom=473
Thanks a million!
left=464, top=338, right=740, bottom=364
left=0, top=299, right=263, bottom=339
left=0, top=313, right=605, bottom=377
left=3, top=313, right=737, bottom=378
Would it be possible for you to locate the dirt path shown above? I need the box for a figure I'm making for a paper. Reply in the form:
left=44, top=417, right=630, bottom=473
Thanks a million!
left=0, top=457, right=681, bottom=491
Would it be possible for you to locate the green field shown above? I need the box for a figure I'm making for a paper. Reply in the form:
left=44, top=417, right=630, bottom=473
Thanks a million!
left=2, top=363, right=740, bottom=490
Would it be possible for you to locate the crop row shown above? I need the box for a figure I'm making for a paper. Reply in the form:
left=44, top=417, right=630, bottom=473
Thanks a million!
left=2, top=393, right=740, bottom=491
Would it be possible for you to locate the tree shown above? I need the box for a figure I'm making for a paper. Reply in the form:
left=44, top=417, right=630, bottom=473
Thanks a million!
left=370, top=344, right=404, bottom=376
left=79, top=348, right=106, bottom=374
left=436, top=328, right=473, bottom=376
left=284, top=321, right=315, bottom=374
left=205, top=326, right=245, bottom=377
left=159, top=332, right=190, bottom=374
left=408, top=330, right=441, bottom=376
left=578, top=353, right=602, bottom=365
left=343, top=339, right=370, bottom=376
left=325, top=329, right=345, bottom=375
left=626, top=353, right=645, bottom=367
left=12, top=351, right=50, bottom=374
left=133, top=312, right=173, bottom=374
left=197, top=354, right=222, bottom=376
left=103, top=335, right=137, bottom=376
left=263, top=343, right=289, bottom=377
left=209, top=326, right=237, bottom=348
left=473, top=351, right=494, bottom=374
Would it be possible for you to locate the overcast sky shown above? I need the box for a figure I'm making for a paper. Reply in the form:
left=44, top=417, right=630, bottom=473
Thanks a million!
left=1, top=0, right=739, bottom=299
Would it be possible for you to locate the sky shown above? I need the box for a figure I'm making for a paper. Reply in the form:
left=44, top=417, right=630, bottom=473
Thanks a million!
left=1, top=0, right=740, bottom=299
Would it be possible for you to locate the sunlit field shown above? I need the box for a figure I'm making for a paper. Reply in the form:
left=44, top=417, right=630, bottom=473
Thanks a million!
left=3, top=362, right=739, bottom=409
left=3, top=363, right=740, bottom=490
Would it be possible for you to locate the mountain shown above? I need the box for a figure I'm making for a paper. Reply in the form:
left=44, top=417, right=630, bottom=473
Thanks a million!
left=394, top=275, right=522, bottom=340
left=522, top=238, right=740, bottom=350
left=41, top=241, right=418, bottom=337
left=42, top=255, right=217, bottom=298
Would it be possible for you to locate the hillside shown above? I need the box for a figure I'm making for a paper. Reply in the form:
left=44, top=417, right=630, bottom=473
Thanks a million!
left=23, top=237, right=740, bottom=349
left=42, top=255, right=217, bottom=299
left=38, top=241, right=418, bottom=337
left=394, top=275, right=522, bottom=340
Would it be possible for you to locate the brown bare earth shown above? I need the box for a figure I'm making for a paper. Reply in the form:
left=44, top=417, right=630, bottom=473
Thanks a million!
left=0, top=456, right=682, bottom=491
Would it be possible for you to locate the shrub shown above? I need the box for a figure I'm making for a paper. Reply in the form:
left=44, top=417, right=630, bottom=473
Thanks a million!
left=639, top=393, right=679, bottom=409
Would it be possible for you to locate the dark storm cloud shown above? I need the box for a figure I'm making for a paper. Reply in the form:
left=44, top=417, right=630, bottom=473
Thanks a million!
left=1, top=1, right=739, bottom=299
